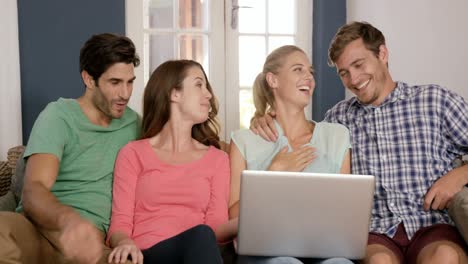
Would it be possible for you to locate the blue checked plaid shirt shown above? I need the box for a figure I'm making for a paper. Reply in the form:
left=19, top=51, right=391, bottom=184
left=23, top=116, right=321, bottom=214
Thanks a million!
left=324, top=81, right=468, bottom=239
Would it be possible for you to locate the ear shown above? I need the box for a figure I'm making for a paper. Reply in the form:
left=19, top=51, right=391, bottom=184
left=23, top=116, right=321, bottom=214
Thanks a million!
left=81, top=71, right=96, bottom=90
left=378, top=44, right=389, bottom=64
left=170, top=88, right=182, bottom=103
left=265, top=72, right=278, bottom=89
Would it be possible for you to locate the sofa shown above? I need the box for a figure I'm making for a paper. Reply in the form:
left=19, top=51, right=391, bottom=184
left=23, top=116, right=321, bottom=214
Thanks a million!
left=0, top=145, right=466, bottom=214
left=0, top=145, right=25, bottom=212
left=0, top=144, right=237, bottom=263
left=0, top=145, right=464, bottom=262
left=0, top=143, right=232, bottom=212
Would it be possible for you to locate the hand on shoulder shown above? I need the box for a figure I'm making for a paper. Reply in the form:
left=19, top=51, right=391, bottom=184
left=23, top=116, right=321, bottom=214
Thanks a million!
left=250, top=111, right=278, bottom=142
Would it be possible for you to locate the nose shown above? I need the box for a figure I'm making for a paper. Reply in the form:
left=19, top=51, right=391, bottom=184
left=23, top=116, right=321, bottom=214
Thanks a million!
left=305, top=69, right=313, bottom=80
left=349, top=69, right=360, bottom=86
left=119, top=82, right=133, bottom=100
left=204, top=87, right=212, bottom=100
left=304, top=70, right=315, bottom=87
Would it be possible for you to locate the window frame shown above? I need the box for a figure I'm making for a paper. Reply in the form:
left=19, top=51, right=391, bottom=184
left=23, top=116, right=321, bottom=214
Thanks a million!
left=125, top=0, right=312, bottom=140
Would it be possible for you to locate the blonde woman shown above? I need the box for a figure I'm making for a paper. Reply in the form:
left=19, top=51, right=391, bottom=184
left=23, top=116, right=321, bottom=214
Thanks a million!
left=229, top=46, right=352, bottom=264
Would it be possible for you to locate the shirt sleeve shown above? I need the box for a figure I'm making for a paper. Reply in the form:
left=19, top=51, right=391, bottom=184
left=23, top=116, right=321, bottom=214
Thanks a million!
left=323, top=100, right=352, bottom=126
left=322, top=123, right=352, bottom=172
left=204, top=151, right=230, bottom=240
left=323, top=109, right=333, bottom=123
left=336, top=124, right=352, bottom=169
left=106, top=143, right=141, bottom=245
left=231, top=129, right=263, bottom=161
left=24, top=103, right=70, bottom=160
left=442, top=88, right=468, bottom=155
left=230, top=130, right=247, bottom=160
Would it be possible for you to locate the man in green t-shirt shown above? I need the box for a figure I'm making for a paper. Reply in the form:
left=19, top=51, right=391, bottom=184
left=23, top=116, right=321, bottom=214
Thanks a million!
left=0, top=33, right=140, bottom=264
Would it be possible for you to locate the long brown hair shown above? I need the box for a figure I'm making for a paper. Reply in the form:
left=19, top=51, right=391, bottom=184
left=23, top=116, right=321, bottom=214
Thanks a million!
left=141, top=60, right=221, bottom=149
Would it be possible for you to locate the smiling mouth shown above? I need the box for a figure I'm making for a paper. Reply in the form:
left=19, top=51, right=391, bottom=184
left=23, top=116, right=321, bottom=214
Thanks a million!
left=298, top=86, right=311, bottom=92
left=356, top=79, right=370, bottom=90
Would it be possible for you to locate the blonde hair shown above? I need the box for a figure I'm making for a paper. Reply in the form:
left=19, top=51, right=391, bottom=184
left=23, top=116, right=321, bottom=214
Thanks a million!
left=253, top=45, right=307, bottom=117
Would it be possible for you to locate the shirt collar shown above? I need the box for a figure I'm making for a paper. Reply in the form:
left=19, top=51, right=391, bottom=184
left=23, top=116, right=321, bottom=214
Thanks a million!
left=350, top=81, right=407, bottom=110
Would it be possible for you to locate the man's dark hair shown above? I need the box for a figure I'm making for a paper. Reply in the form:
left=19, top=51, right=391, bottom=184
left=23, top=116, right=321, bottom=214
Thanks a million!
left=328, top=21, right=385, bottom=67
left=79, top=33, right=140, bottom=82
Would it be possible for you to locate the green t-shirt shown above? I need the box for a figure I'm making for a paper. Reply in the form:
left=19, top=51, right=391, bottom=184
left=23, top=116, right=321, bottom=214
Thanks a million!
left=17, top=98, right=140, bottom=232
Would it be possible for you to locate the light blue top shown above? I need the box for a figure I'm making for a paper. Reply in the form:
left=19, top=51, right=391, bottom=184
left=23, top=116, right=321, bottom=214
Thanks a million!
left=231, top=120, right=351, bottom=173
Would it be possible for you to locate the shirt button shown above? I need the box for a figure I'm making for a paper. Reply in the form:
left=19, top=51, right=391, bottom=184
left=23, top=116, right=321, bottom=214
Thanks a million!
left=375, top=108, right=381, bottom=113
left=389, top=202, right=395, bottom=207
left=381, top=155, right=387, bottom=161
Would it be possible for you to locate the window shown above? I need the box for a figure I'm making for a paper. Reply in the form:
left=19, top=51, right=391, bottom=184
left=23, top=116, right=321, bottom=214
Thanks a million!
left=126, top=0, right=311, bottom=140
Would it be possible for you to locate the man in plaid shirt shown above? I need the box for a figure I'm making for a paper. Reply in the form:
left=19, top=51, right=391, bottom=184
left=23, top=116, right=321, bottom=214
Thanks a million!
left=251, top=21, right=467, bottom=263
left=325, top=21, right=467, bottom=263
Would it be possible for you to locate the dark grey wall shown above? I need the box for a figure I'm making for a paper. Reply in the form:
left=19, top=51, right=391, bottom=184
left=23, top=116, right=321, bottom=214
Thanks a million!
left=312, top=0, right=346, bottom=121
left=17, top=1, right=345, bottom=139
left=17, top=0, right=125, bottom=142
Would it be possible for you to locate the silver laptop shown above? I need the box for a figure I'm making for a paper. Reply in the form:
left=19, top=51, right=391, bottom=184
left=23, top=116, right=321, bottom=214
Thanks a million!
left=237, top=170, right=375, bottom=259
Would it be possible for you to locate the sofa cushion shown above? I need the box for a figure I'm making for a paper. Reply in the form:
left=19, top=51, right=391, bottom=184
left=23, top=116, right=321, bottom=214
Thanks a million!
left=0, top=161, right=12, bottom=197
left=11, top=150, right=25, bottom=203
left=0, top=191, right=17, bottom=211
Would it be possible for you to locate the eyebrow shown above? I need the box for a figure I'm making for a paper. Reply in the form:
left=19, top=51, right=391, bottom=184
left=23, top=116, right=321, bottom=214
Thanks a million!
left=289, top=64, right=314, bottom=73
left=338, top=58, right=365, bottom=74
left=289, top=63, right=304, bottom=69
left=108, top=76, right=136, bottom=82
left=351, top=58, right=365, bottom=66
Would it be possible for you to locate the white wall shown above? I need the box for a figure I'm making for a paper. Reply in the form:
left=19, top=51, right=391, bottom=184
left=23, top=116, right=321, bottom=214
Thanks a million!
left=346, top=0, right=468, bottom=100
left=0, top=0, right=22, bottom=161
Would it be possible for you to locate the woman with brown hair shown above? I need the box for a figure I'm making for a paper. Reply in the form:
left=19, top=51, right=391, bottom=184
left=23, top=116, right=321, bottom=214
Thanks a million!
left=106, top=60, right=236, bottom=264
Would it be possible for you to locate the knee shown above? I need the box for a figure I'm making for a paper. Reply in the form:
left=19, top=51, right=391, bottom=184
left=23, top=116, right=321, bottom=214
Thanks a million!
left=366, top=252, right=395, bottom=264
left=0, top=212, right=25, bottom=235
left=321, top=257, right=354, bottom=264
left=237, top=256, right=303, bottom=264
left=424, top=244, right=460, bottom=264
left=190, top=224, right=216, bottom=241
left=192, top=224, right=215, bottom=234
left=0, top=211, right=22, bottom=222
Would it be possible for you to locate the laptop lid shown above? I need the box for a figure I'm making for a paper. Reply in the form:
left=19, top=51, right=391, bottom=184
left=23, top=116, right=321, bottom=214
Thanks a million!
left=237, top=170, right=375, bottom=259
